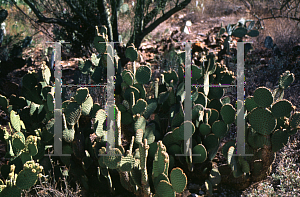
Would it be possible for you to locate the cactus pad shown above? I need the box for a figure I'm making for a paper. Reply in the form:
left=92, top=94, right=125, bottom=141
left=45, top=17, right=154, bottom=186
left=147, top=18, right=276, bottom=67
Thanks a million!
left=271, top=100, right=293, bottom=118
left=74, top=87, right=89, bottom=105
left=192, top=144, right=207, bottom=163
left=132, top=99, right=147, bottom=115
left=136, top=65, right=152, bottom=84
left=245, top=96, right=259, bottom=112
left=64, top=101, right=81, bottom=126
left=103, top=148, right=122, bottom=169
left=16, top=161, right=43, bottom=190
left=212, top=120, right=228, bottom=138
left=253, top=87, right=273, bottom=108
left=156, top=180, right=175, bottom=197
left=10, top=110, right=21, bottom=132
left=248, top=108, right=276, bottom=135
left=170, top=167, right=187, bottom=193
left=271, top=129, right=289, bottom=152
left=125, top=45, right=138, bottom=62
left=220, top=104, right=236, bottom=124
left=279, top=70, right=294, bottom=89
left=93, top=35, right=107, bottom=54
left=173, top=121, right=195, bottom=141
left=123, top=72, right=134, bottom=86
left=199, top=123, right=211, bottom=136
left=119, top=155, right=135, bottom=172
left=222, top=140, right=236, bottom=159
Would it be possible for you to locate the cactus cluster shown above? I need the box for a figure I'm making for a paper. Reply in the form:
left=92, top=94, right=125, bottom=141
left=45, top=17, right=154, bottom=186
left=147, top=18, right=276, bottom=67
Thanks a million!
left=0, top=161, right=43, bottom=197
left=0, top=18, right=298, bottom=196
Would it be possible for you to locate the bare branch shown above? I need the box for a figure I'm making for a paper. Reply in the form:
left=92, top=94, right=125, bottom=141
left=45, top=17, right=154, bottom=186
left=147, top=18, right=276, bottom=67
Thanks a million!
left=23, top=0, right=77, bottom=30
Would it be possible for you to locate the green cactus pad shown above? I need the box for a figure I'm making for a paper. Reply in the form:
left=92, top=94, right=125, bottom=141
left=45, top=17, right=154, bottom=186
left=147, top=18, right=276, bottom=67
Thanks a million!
left=192, top=144, right=207, bottom=163
left=158, top=91, right=170, bottom=105
left=135, top=129, right=144, bottom=144
left=290, top=112, right=300, bottom=129
left=133, top=83, right=146, bottom=99
left=74, top=87, right=89, bottom=105
left=253, top=87, right=273, bottom=108
left=212, top=120, right=228, bottom=138
left=16, top=161, right=43, bottom=190
left=153, top=173, right=169, bottom=188
left=208, top=109, right=219, bottom=125
left=12, top=132, right=25, bottom=150
left=144, top=124, right=156, bottom=144
left=124, top=86, right=140, bottom=102
left=93, top=35, right=107, bottom=54
left=100, top=53, right=114, bottom=68
left=148, top=141, right=158, bottom=158
left=271, top=129, right=289, bottom=152
left=208, top=87, right=224, bottom=100
left=16, top=168, right=39, bottom=190
left=170, top=167, right=187, bottom=193
left=125, top=45, right=138, bottom=62
left=119, top=155, right=135, bottom=172
left=95, top=109, right=106, bottom=125
left=171, top=112, right=184, bottom=129
left=199, top=123, right=211, bottom=136
left=245, top=96, right=259, bottom=112
left=192, top=104, right=204, bottom=120
left=123, top=72, right=134, bottom=86
left=134, top=116, right=146, bottom=132
left=208, top=99, right=223, bottom=112
left=195, top=92, right=207, bottom=107
left=279, top=70, right=295, bottom=89
left=10, top=110, right=21, bottom=132
left=63, top=126, right=75, bottom=143
left=103, top=148, right=122, bottom=169
left=144, top=99, right=157, bottom=119
left=153, top=141, right=168, bottom=177
left=132, top=99, right=147, bottom=115
left=173, top=121, right=195, bottom=141
left=221, top=96, right=230, bottom=105
left=232, top=27, right=247, bottom=38
left=156, top=180, right=175, bottom=197
left=271, top=100, right=293, bottom=118
left=247, top=30, right=259, bottom=37
left=81, top=95, right=93, bottom=116
left=209, top=168, right=221, bottom=186
left=79, top=60, right=93, bottom=74
left=220, top=104, right=236, bottom=124
left=248, top=107, right=276, bottom=135
left=46, top=93, right=54, bottom=112
left=203, top=134, right=219, bottom=153
left=121, top=111, right=133, bottom=125
left=64, top=101, right=81, bottom=126
left=192, top=65, right=203, bottom=80
left=163, top=70, right=178, bottom=85
left=162, top=131, right=178, bottom=148
left=136, top=65, right=152, bottom=84
left=168, top=144, right=181, bottom=156
left=0, top=185, right=21, bottom=197
left=248, top=129, right=271, bottom=149
left=222, top=140, right=236, bottom=159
